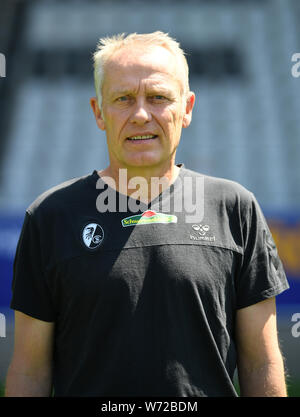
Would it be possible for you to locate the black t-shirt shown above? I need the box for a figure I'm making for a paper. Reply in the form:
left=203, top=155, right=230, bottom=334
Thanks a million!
left=11, top=166, right=289, bottom=397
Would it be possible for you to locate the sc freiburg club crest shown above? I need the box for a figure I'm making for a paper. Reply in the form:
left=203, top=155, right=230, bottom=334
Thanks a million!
left=82, top=223, right=104, bottom=249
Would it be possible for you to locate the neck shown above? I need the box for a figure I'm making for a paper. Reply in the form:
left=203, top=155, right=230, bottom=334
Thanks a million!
left=98, top=163, right=180, bottom=204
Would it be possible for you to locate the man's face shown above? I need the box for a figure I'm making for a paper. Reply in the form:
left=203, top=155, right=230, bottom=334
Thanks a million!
left=91, top=45, right=195, bottom=171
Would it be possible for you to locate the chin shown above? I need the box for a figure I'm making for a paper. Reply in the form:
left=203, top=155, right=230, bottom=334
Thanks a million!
left=123, top=153, right=163, bottom=168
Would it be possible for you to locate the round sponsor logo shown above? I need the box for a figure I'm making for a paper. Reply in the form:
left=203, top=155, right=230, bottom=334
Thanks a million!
left=82, top=223, right=104, bottom=249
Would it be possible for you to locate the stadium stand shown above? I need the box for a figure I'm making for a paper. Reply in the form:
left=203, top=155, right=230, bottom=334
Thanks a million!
left=0, top=0, right=299, bottom=212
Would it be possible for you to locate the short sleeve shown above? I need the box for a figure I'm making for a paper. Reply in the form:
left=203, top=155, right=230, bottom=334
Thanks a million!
left=10, top=211, right=55, bottom=322
left=236, top=193, right=289, bottom=309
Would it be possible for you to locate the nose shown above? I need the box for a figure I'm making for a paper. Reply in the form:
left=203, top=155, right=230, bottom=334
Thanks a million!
left=129, top=98, right=152, bottom=125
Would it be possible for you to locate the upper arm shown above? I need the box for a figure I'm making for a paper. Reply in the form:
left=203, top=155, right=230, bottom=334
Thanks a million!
left=10, top=310, right=55, bottom=376
left=235, top=297, right=282, bottom=369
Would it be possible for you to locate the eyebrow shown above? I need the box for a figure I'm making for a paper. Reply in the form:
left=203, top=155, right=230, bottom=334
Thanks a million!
left=111, top=89, right=133, bottom=98
left=147, top=87, right=174, bottom=96
left=110, top=87, right=175, bottom=99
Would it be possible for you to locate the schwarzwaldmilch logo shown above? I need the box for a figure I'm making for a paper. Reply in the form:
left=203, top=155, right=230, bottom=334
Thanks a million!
left=82, top=223, right=104, bottom=249
left=190, top=224, right=215, bottom=242
left=121, top=210, right=177, bottom=227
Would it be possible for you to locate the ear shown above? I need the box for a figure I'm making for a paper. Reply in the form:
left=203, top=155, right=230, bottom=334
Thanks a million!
left=182, top=92, right=195, bottom=128
left=90, top=97, right=106, bottom=131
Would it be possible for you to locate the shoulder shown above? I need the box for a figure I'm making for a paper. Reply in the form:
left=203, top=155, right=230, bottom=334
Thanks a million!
left=26, top=171, right=98, bottom=219
left=180, top=166, right=255, bottom=206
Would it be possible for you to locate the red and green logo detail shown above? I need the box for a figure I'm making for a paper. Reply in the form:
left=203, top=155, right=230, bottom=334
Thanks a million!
left=121, top=210, right=177, bottom=227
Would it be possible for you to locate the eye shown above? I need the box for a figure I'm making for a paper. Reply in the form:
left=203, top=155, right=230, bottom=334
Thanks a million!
left=150, top=95, right=169, bottom=102
left=153, top=95, right=166, bottom=100
left=116, top=96, right=129, bottom=102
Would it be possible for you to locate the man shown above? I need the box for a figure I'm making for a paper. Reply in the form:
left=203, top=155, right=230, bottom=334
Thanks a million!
left=5, top=32, right=289, bottom=397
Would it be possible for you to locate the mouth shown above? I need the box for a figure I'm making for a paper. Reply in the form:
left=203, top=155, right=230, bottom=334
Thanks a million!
left=126, top=134, right=158, bottom=143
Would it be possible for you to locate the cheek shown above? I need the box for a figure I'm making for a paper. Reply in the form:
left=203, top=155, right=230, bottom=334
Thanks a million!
left=159, top=106, right=182, bottom=128
left=104, top=109, right=128, bottom=136
left=169, top=109, right=184, bottom=131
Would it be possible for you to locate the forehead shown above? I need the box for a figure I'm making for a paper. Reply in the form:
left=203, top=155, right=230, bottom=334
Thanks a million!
left=102, top=45, right=184, bottom=94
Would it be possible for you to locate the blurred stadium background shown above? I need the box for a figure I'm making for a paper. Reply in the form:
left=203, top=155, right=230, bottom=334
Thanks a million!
left=0, top=0, right=299, bottom=396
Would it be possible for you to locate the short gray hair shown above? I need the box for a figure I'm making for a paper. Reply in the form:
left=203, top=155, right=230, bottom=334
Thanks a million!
left=92, top=31, right=190, bottom=107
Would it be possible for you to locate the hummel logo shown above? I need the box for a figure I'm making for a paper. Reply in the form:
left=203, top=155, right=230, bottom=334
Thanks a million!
left=190, top=224, right=215, bottom=242
left=192, top=224, right=210, bottom=235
